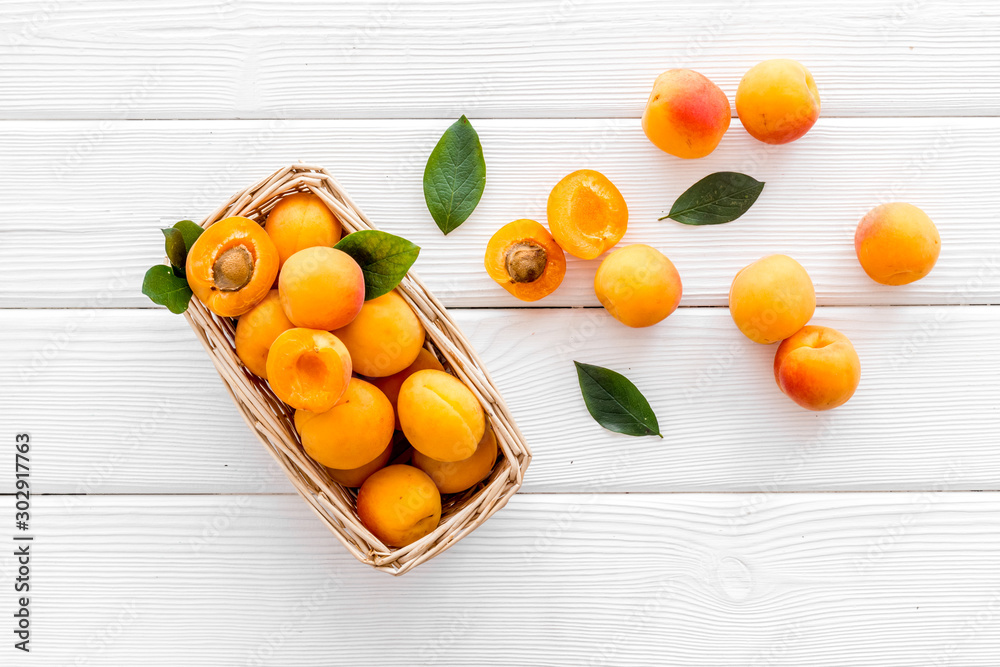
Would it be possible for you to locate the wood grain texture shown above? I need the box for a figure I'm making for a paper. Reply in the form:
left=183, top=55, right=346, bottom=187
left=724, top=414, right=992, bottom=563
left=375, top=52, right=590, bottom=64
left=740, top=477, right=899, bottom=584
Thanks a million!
left=2, top=0, right=999, bottom=119
left=2, top=117, right=998, bottom=309
left=4, top=306, right=996, bottom=495
left=1, top=493, right=998, bottom=666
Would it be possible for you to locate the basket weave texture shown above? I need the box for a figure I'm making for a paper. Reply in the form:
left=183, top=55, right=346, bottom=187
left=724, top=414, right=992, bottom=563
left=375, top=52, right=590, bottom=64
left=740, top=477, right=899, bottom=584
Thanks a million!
left=185, top=164, right=531, bottom=575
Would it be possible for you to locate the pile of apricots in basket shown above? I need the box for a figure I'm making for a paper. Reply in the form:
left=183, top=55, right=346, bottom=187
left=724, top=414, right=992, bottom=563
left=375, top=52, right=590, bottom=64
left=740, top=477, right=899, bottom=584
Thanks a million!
left=486, top=59, right=940, bottom=412
left=185, top=194, right=495, bottom=548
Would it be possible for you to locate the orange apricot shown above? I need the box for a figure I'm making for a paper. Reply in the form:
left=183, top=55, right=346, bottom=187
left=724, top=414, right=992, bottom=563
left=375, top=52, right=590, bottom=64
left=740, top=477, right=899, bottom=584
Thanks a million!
left=774, top=325, right=861, bottom=411
left=264, top=192, right=343, bottom=271
left=234, top=290, right=294, bottom=379
left=294, top=378, right=395, bottom=469
left=333, top=290, right=425, bottom=378
left=642, top=69, right=732, bottom=159
left=412, top=425, right=498, bottom=494
left=484, top=219, right=567, bottom=302
left=729, top=255, right=816, bottom=344
left=357, top=465, right=441, bottom=547
left=594, top=244, right=682, bottom=328
left=736, top=59, right=820, bottom=145
left=369, top=348, right=445, bottom=430
left=547, top=170, right=628, bottom=260
left=266, top=328, right=352, bottom=412
left=326, top=439, right=393, bottom=488
left=185, top=216, right=280, bottom=317
left=278, top=246, right=365, bottom=330
left=855, top=203, right=940, bottom=286
left=398, top=369, right=485, bottom=463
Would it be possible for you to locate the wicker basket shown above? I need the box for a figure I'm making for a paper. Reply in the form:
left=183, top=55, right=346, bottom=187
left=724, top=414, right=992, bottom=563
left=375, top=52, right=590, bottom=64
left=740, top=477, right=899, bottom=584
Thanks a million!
left=184, top=164, right=531, bottom=575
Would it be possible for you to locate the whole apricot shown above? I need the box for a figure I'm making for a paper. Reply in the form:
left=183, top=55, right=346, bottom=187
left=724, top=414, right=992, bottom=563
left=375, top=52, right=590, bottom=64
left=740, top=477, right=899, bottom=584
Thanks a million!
left=278, top=246, right=365, bottom=330
left=266, top=328, right=352, bottom=412
left=412, top=425, right=498, bottom=494
left=356, top=465, right=441, bottom=547
left=736, top=59, right=820, bottom=145
left=333, top=290, right=425, bottom=378
left=774, top=325, right=861, bottom=411
left=594, top=244, right=682, bottom=328
left=326, top=439, right=392, bottom=488
left=547, top=170, right=628, bottom=260
left=234, top=290, right=293, bottom=379
left=855, top=203, right=940, bottom=286
left=294, top=378, right=395, bottom=469
left=729, top=255, right=815, bottom=344
left=186, top=216, right=280, bottom=317
left=398, top=369, right=485, bottom=463
left=369, top=348, right=445, bottom=430
left=642, top=69, right=731, bottom=159
left=484, top=219, right=566, bottom=302
left=265, top=192, right=343, bottom=271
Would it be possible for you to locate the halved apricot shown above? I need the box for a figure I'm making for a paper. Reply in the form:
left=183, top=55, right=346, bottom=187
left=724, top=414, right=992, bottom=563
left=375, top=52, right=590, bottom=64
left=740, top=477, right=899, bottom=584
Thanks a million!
left=186, top=216, right=280, bottom=317
left=484, top=219, right=566, bottom=302
left=265, top=328, right=352, bottom=412
left=547, top=170, right=628, bottom=260
left=264, top=192, right=343, bottom=271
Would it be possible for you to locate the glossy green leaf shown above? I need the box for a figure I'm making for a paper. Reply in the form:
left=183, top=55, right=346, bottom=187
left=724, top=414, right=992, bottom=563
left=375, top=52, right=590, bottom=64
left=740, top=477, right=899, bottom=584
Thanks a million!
left=142, top=265, right=193, bottom=314
left=173, top=220, right=204, bottom=250
left=661, top=172, right=765, bottom=225
left=423, top=115, right=486, bottom=235
left=162, top=227, right=187, bottom=278
left=335, top=229, right=421, bottom=300
left=574, top=361, right=662, bottom=438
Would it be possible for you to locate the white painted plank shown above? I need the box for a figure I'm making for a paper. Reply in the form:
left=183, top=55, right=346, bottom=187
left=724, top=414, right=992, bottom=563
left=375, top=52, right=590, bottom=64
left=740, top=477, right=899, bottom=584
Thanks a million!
left=1, top=493, right=998, bottom=666
left=2, top=0, right=1000, bottom=119
left=2, top=117, right=998, bottom=309
left=4, top=306, right=997, bottom=494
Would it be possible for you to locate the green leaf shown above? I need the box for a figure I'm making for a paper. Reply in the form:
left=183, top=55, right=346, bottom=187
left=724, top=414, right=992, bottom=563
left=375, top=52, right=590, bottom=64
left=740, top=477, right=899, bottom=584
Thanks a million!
left=173, top=220, right=204, bottom=251
left=574, top=361, right=662, bottom=438
left=423, top=115, right=486, bottom=235
left=142, top=265, right=193, bottom=314
left=162, top=227, right=187, bottom=277
left=661, top=172, right=765, bottom=225
left=335, top=229, right=421, bottom=300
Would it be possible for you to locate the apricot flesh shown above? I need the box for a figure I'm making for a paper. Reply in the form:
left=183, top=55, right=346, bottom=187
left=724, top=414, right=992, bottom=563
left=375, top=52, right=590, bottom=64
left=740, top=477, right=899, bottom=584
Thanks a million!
left=278, top=246, right=365, bottom=330
left=398, top=369, right=485, bottom=463
left=357, top=465, right=442, bottom=547
left=594, top=244, right=682, bottom=328
left=774, top=325, right=861, bottom=411
left=333, top=290, right=426, bottom=377
left=484, top=219, right=567, bottom=302
left=855, top=203, right=940, bottom=286
left=265, top=192, right=343, bottom=271
left=294, top=378, right=395, bottom=469
left=729, top=255, right=816, bottom=344
left=412, top=425, right=498, bottom=495
left=547, top=170, right=628, bottom=260
left=266, top=328, right=352, bottom=413
left=186, top=216, right=280, bottom=317
left=642, top=69, right=731, bottom=159
left=736, top=59, right=820, bottom=145
left=234, top=289, right=294, bottom=379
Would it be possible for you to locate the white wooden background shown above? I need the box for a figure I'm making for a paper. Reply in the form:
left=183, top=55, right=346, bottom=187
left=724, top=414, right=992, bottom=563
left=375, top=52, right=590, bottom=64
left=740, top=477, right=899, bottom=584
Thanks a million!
left=2, top=1, right=1000, bottom=664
